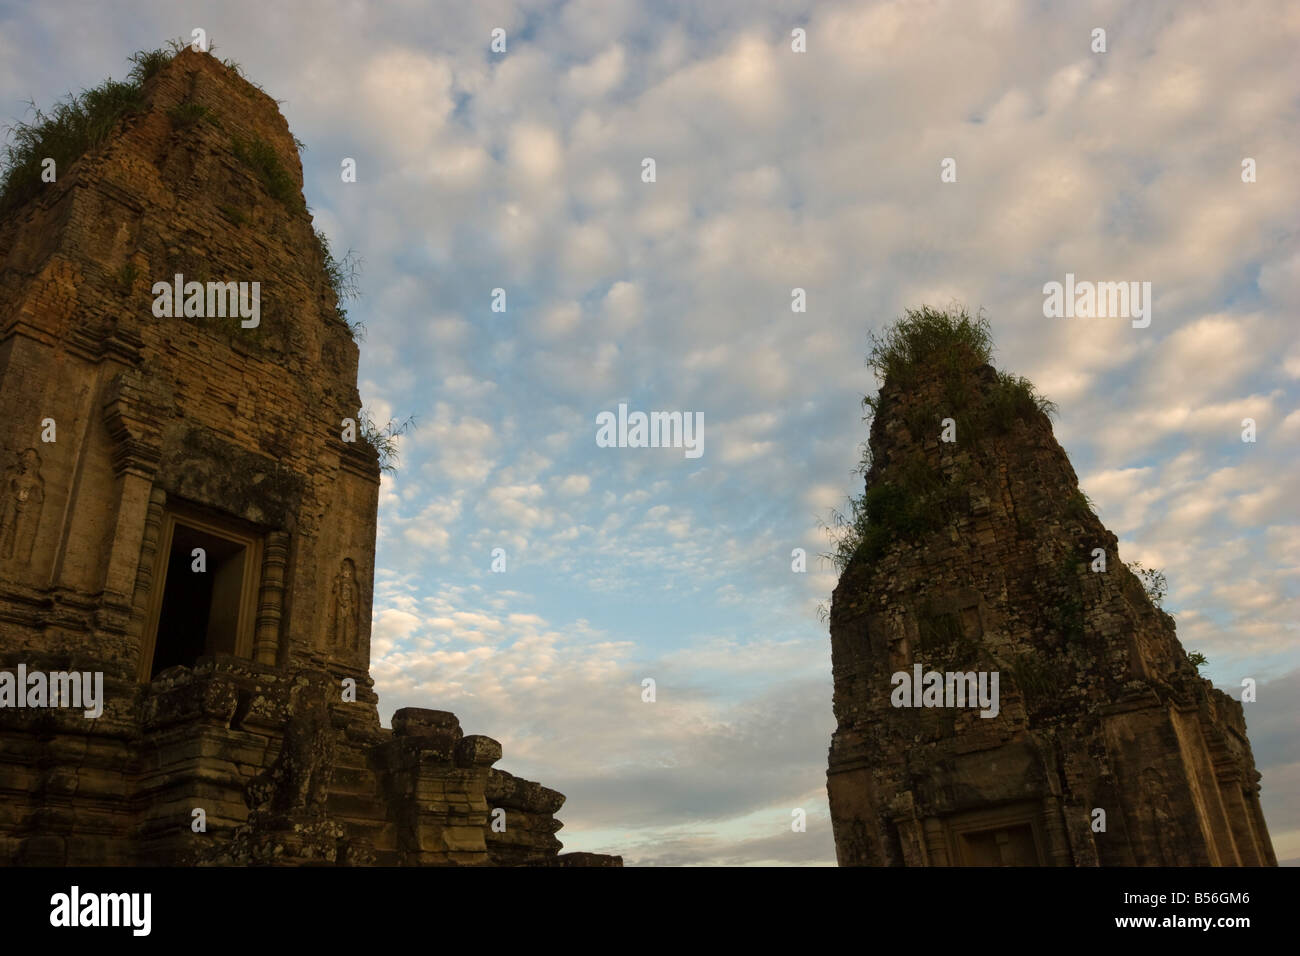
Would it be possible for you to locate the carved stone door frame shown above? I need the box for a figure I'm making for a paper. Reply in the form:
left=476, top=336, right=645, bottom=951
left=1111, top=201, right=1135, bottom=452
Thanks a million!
left=137, top=504, right=264, bottom=682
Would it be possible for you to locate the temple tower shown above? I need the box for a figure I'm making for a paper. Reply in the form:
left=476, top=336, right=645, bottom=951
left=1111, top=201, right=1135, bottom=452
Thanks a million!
left=826, top=311, right=1275, bottom=867
left=0, top=47, right=617, bottom=867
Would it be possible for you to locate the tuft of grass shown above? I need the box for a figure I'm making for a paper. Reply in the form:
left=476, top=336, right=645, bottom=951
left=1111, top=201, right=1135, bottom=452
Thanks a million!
left=116, top=261, right=139, bottom=293
left=985, top=371, right=1058, bottom=433
left=916, top=604, right=981, bottom=665
left=0, top=45, right=181, bottom=212
left=1186, top=650, right=1207, bottom=675
left=2, top=80, right=143, bottom=211
left=231, top=134, right=302, bottom=209
left=167, top=101, right=213, bottom=128
left=862, top=306, right=1055, bottom=444
left=1049, top=553, right=1087, bottom=641
left=315, top=229, right=363, bottom=338
left=863, top=305, right=993, bottom=408
left=128, top=45, right=179, bottom=84
left=1063, top=489, right=1095, bottom=523
left=358, top=411, right=416, bottom=473
left=819, top=495, right=870, bottom=575
left=221, top=57, right=268, bottom=94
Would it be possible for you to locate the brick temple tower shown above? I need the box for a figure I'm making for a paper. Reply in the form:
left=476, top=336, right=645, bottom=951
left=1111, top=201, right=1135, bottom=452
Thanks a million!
left=0, top=48, right=617, bottom=866
left=826, top=313, right=1275, bottom=866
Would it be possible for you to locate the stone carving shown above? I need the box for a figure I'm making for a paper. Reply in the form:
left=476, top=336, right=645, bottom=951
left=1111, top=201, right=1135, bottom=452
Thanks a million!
left=199, top=673, right=348, bottom=865
left=0, top=448, right=44, bottom=562
left=329, top=557, right=359, bottom=651
left=253, top=532, right=289, bottom=665
left=246, top=673, right=335, bottom=819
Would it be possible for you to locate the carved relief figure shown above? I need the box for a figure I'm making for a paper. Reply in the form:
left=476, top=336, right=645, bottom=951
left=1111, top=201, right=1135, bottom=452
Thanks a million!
left=245, top=674, right=336, bottom=819
left=0, top=448, right=44, bottom=562
left=330, top=557, right=359, bottom=651
left=1139, top=768, right=1190, bottom=865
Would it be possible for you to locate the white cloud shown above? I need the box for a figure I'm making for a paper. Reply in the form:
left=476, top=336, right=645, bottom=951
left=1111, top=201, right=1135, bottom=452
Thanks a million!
left=556, top=474, right=592, bottom=496
left=20, top=0, right=1296, bottom=866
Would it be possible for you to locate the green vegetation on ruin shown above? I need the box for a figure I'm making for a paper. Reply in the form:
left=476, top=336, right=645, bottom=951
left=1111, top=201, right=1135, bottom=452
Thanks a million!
left=824, top=307, right=1058, bottom=575
left=1129, top=561, right=1167, bottom=609
left=823, top=450, right=975, bottom=573
left=4, top=40, right=391, bottom=441
left=232, top=134, right=303, bottom=211
left=226, top=137, right=362, bottom=339
left=1, top=41, right=363, bottom=344
left=358, top=410, right=417, bottom=474
left=167, top=101, right=214, bottom=128
left=1063, top=489, right=1096, bottom=523
left=1128, top=562, right=1205, bottom=672
left=0, top=37, right=274, bottom=211
left=315, top=229, right=364, bottom=338
left=217, top=56, right=270, bottom=96
left=216, top=203, right=247, bottom=226
left=1049, top=553, right=1088, bottom=642
left=0, top=44, right=181, bottom=212
left=917, top=603, right=982, bottom=666
left=820, top=308, right=1214, bottom=688
left=862, top=306, right=1057, bottom=434
left=115, top=261, right=140, bottom=294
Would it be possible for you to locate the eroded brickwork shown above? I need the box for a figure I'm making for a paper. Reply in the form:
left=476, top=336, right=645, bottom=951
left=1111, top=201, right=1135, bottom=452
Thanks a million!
left=827, top=360, right=1276, bottom=867
left=0, top=49, right=618, bottom=867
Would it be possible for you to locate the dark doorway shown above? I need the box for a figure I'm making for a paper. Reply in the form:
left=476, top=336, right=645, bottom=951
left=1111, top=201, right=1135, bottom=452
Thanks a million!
left=150, top=523, right=248, bottom=678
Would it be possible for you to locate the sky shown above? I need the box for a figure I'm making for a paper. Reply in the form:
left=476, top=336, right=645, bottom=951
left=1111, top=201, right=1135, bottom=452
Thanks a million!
left=1, top=0, right=1296, bottom=866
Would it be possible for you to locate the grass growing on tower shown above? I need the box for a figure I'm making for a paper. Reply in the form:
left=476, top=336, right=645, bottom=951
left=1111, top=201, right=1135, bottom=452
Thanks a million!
left=824, top=306, right=1056, bottom=575
left=0, top=43, right=188, bottom=212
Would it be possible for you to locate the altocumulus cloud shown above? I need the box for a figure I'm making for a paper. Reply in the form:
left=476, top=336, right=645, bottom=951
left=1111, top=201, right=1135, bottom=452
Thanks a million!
left=7, top=0, right=1296, bottom=863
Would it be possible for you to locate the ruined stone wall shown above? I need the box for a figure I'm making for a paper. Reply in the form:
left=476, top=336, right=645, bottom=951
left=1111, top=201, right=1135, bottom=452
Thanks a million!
left=0, top=49, right=617, bottom=867
left=827, top=359, right=1275, bottom=867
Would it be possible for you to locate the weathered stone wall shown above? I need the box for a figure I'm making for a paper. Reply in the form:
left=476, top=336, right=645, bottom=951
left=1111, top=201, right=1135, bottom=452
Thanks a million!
left=0, top=48, right=375, bottom=679
left=827, top=359, right=1275, bottom=867
left=0, top=49, right=617, bottom=867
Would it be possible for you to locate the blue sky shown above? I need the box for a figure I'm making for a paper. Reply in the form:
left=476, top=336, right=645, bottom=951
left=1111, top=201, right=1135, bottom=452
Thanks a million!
left=3, top=0, right=1296, bottom=865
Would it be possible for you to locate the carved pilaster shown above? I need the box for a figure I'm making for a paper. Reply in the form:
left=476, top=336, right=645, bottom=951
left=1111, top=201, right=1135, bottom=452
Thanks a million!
left=1040, top=800, right=1074, bottom=865
left=254, top=531, right=289, bottom=665
left=130, top=488, right=167, bottom=623
left=922, top=816, right=951, bottom=866
left=889, top=792, right=927, bottom=866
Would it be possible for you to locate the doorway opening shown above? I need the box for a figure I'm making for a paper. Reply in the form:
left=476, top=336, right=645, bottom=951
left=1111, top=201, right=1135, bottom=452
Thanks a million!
left=141, top=507, right=262, bottom=681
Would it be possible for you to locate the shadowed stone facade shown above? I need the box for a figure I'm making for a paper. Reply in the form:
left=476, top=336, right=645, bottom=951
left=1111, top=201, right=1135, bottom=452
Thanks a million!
left=827, top=354, right=1276, bottom=866
left=0, top=48, right=618, bottom=866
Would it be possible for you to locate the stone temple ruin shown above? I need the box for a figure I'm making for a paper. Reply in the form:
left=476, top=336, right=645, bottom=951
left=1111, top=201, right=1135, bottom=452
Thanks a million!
left=0, top=48, right=618, bottom=866
left=826, top=312, right=1276, bottom=866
